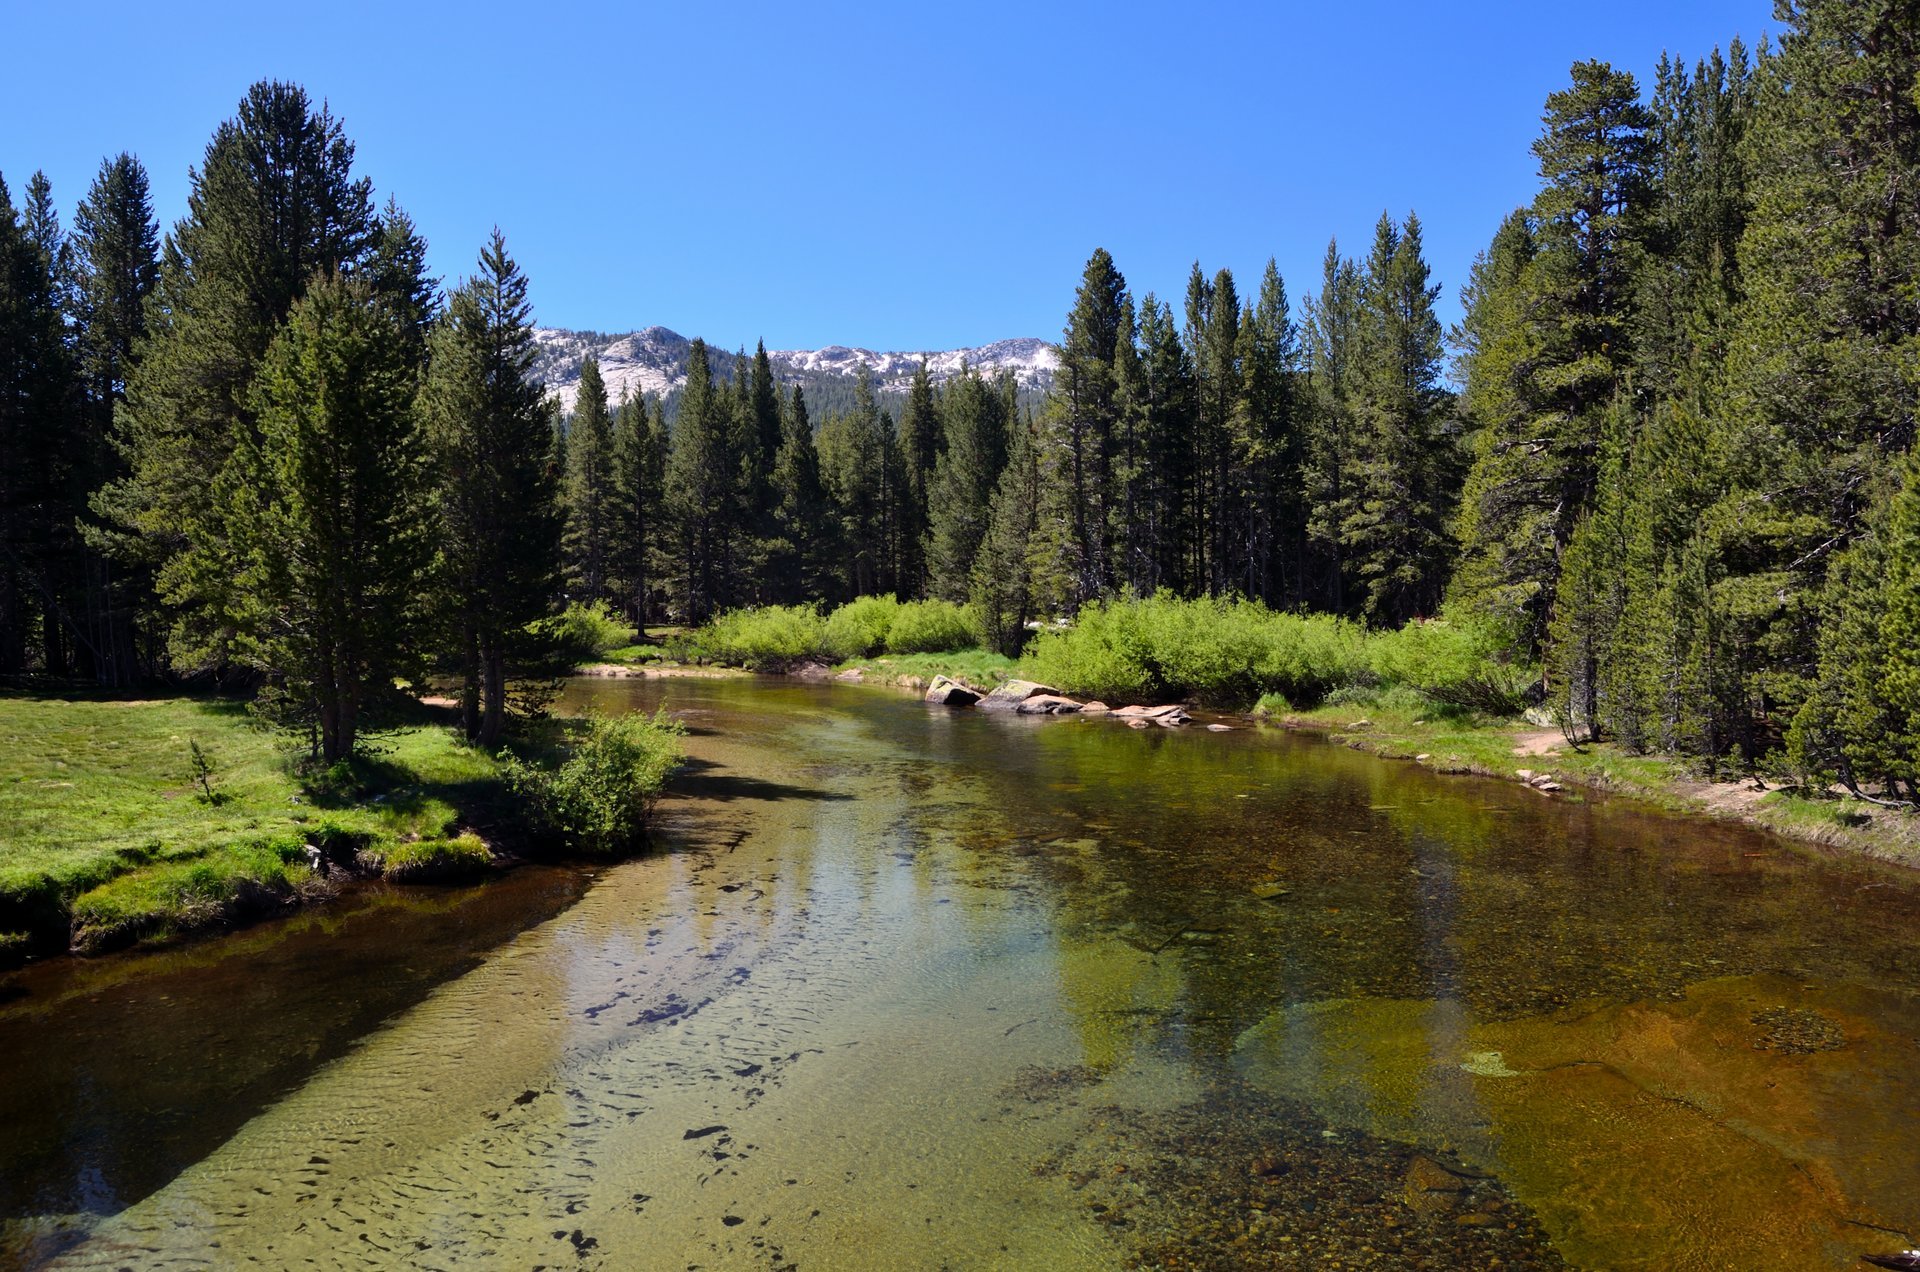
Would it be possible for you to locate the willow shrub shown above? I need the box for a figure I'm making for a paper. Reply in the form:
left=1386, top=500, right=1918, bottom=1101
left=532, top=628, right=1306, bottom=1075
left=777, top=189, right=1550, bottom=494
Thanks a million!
left=1365, top=613, right=1537, bottom=715
left=886, top=599, right=979, bottom=654
left=504, top=710, right=685, bottom=855
left=696, top=604, right=827, bottom=671
left=545, top=600, right=635, bottom=661
left=821, top=595, right=900, bottom=660
left=1023, top=593, right=1370, bottom=706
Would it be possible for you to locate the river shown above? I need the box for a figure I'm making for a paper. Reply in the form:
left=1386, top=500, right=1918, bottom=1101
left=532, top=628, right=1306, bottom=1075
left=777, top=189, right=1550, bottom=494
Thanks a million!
left=3, top=675, right=1919, bottom=1270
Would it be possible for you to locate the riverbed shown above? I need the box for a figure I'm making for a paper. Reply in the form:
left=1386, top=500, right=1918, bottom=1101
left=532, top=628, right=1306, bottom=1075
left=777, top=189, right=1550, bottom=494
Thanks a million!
left=4, top=675, right=1918, bottom=1269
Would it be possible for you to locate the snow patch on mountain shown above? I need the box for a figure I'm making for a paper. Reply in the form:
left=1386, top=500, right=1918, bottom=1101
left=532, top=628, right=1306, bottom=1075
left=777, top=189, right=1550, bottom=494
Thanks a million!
left=534, top=326, right=1057, bottom=412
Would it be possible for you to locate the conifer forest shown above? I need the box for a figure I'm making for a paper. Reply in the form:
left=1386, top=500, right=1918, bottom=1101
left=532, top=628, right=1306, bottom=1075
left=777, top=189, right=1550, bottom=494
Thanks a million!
left=2, top=0, right=1918, bottom=800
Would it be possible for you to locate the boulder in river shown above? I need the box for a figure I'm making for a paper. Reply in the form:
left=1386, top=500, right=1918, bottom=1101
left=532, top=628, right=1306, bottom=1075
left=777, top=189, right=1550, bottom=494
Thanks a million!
left=924, top=675, right=983, bottom=707
left=1015, top=694, right=1085, bottom=715
left=1113, top=703, right=1191, bottom=722
left=978, top=679, right=1060, bottom=711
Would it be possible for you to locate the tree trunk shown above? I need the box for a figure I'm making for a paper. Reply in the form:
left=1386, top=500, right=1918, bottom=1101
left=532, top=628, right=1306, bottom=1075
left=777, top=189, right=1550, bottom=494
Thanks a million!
left=478, top=643, right=506, bottom=750
left=460, top=621, right=481, bottom=741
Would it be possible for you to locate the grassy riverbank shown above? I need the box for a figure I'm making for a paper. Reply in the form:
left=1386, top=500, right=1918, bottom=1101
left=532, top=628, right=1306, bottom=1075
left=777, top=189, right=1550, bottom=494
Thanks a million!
left=1270, top=698, right=1920, bottom=869
left=0, top=690, right=682, bottom=960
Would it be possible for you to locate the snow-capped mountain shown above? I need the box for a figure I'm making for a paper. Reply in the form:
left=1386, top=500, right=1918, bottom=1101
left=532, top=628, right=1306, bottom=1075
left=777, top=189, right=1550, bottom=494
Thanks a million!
left=534, top=325, right=1057, bottom=413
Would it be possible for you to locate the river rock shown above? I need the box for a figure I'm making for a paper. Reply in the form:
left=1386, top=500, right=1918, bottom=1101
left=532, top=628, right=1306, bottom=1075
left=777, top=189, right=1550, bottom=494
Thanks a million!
left=978, top=679, right=1060, bottom=711
left=1081, top=701, right=1110, bottom=714
left=1113, top=703, right=1191, bottom=722
left=1206, top=723, right=1232, bottom=732
left=924, top=675, right=983, bottom=706
left=1015, top=694, right=1084, bottom=715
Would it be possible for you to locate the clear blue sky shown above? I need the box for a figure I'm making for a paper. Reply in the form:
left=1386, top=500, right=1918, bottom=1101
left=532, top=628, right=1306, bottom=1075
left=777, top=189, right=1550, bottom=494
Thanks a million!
left=3, top=1, right=1773, bottom=353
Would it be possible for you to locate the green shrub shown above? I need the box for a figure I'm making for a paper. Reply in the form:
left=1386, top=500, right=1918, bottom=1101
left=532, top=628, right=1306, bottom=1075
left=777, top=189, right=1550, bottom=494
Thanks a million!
left=1024, top=592, right=1368, bottom=706
left=885, top=599, right=979, bottom=654
left=823, top=594, right=901, bottom=659
left=696, top=604, right=827, bottom=670
left=1252, top=691, right=1292, bottom=718
left=1366, top=614, right=1536, bottom=715
left=545, top=600, right=636, bottom=661
left=504, top=710, right=685, bottom=855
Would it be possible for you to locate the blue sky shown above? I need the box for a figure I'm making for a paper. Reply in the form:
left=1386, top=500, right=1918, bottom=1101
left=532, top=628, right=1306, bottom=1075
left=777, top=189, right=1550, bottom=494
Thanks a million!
left=2, top=1, right=1772, bottom=352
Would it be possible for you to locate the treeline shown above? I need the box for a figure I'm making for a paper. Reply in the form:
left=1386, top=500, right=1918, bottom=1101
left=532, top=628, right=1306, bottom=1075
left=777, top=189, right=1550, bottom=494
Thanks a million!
left=0, top=82, right=560, bottom=760
left=1450, top=1, right=1920, bottom=796
left=10, top=0, right=1920, bottom=797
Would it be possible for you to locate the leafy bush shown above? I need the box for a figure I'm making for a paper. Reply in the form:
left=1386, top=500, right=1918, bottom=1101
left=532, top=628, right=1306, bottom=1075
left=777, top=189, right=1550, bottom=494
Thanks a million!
left=885, top=599, right=979, bottom=654
left=696, top=604, right=827, bottom=670
left=822, top=594, right=901, bottom=659
left=1252, top=691, right=1292, bottom=718
left=545, top=600, right=636, bottom=662
left=1023, top=592, right=1368, bottom=706
left=504, top=710, right=685, bottom=855
left=1366, top=614, right=1537, bottom=715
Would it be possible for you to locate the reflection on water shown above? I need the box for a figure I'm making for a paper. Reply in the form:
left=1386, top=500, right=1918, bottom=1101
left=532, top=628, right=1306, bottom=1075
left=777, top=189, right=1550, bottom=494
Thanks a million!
left=5, top=674, right=1920, bottom=1270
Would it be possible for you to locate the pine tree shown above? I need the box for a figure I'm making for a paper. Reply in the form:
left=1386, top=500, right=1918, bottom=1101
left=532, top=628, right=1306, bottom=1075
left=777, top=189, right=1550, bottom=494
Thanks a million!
left=419, top=230, right=562, bottom=745
left=71, top=154, right=161, bottom=685
left=664, top=338, right=737, bottom=623
left=766, top=384, right=834, bottom=603
left=0, top=172, right=81, bottom=675
left=102, top=81, right=376, bottom=669
left=367, top=196, right=438, bottom=372
left=1131, top=294, right=1197, bottom=595
left=1036, top=248, right=1129, bottom=610
left=894, top=359, right=939, bottom=597
left=972, top=405, right=1042, bottom=655
left=1231, top=259, right=1302, bottom=605
left=562, top=355, right=615, bottom=601
left=610, top=389, right=665, bottom=624
left=227, top=276, right=428, bottom=761
left=1451, top=62, right=1652, bottom=652
left=816, top=365, right=896, bottom=598
left=925, top=364, right=1010, bottom=596
left=1343, top=213, right=1452, bottom=625
left=1302, top=242, right=1365, bottom=613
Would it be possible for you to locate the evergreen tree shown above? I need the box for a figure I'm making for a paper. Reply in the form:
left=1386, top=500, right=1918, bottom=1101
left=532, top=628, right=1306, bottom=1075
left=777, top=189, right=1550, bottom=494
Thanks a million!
left=1451, top=62, right=1652, bottom=652
left=1036, top=248, right=1129, bottom=609
left=71, top=154, right=161, bottom=685
left=0, top=172, right=80, bottom=675
left=972, top=405, right=1042, bottom=655
left=1230, top=259, right=1302, bottom=605
left=102, top=81, right=376, bottom=669
left=1130, top=294, right=1197, bottom=595
left=1302, top=242, right=1365, bottom=613
left=562, top=355, right=615, bottom=600
left=817, top=365, right=896, bottom=598
left=610, top=389, right=665, bottom=625
left=925, top=364, right=1011, bottom=596
left=227, top=276, right=428, bottom=761
left=894, top=359, right=939, bottom=597
left=664, top=338, right=737, bottom=622
left=418, top=231, right=562, bottom=745
left=1342, top=213, right=1452, bottom=625
left=367, top=196, right=438, bottom=372
left=766, top=384, right=835, bottom=603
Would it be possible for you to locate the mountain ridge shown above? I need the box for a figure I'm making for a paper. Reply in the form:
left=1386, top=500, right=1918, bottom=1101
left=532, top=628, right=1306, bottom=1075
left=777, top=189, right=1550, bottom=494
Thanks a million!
left=533, top=325, right=1058, bottom=413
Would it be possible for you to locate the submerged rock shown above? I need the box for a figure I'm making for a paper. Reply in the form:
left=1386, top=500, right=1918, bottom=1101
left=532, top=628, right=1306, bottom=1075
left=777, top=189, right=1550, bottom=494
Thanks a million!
left=923, top=675, right=983, bottom=706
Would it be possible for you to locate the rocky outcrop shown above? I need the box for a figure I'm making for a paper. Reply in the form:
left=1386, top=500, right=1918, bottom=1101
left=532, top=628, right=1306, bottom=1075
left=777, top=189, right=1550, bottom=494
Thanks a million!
left=977, top=679, right=1061, bottom=711
left=924, top=675, right=983, bottom=706
left=1112, top=703, right=1191, bottom=725
left=1015, top=694, right=1084, bottom=715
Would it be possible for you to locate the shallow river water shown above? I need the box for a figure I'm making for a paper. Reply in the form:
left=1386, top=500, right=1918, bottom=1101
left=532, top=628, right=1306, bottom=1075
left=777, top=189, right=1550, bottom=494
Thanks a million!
left=5, top=675, right=1920, bottom=1270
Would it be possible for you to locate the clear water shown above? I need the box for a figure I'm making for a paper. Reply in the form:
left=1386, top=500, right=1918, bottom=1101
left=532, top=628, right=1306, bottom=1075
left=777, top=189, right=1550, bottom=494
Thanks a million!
left=5, top=675, right=1919, bottom=1270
